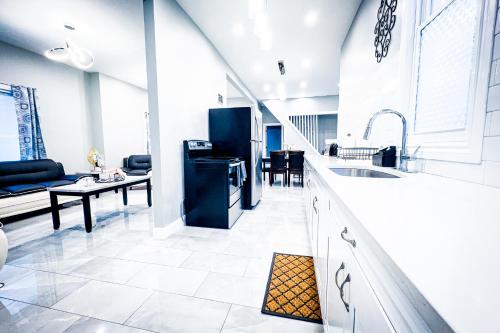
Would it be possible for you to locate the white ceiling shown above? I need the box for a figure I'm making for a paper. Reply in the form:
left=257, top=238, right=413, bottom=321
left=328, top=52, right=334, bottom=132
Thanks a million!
left=0, top=0, right=147, bottom=89
left=177, top=0, right=361, bottom=100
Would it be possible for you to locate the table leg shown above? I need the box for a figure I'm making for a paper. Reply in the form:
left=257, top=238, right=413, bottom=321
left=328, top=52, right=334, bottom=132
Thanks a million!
left=82, top=195, right=93, bottom=233
left=122, top=186, right=128, bottom=206
left=50, top=192, right=60, bottom=230
left=115, top=188, right=119, bottom=194
left=146, top=180, right=152, bottom=207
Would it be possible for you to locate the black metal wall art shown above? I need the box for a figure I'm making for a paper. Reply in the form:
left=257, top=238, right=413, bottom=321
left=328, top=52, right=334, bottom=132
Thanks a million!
left=374, top=0, right=397, bottom=63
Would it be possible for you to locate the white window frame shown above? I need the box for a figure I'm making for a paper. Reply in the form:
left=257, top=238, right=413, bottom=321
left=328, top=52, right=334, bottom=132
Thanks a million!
left=406, top=0, right=496, bottom=163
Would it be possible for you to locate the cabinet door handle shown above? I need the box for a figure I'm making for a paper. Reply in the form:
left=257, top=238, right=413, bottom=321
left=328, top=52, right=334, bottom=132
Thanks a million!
left=341, top=227, right=356, bottom=247
left=339, top=273, right=351, bottom=312
left=312, top=196, right=318, bottom=213
left=334, top=262, right=345, bottom=289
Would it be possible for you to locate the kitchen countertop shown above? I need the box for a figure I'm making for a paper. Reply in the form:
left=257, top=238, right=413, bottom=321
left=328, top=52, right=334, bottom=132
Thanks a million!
left=305, top=155, right=500, bottom=333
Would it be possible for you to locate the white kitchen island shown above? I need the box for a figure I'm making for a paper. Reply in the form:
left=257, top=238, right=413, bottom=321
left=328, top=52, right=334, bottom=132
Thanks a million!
left=304, top=155, right=500, bottom=333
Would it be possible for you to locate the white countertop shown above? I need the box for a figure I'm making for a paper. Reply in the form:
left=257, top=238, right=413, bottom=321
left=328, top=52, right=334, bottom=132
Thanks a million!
left=306, top=155, right=500, bottom=333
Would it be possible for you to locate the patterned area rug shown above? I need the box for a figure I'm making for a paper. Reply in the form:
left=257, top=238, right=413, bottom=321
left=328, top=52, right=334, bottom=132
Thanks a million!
left=261, top=253, right=322, bottom=324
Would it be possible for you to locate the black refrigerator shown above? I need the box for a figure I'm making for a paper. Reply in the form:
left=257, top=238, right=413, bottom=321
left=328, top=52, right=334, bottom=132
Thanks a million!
left=209, top=107, right=262, bottom=209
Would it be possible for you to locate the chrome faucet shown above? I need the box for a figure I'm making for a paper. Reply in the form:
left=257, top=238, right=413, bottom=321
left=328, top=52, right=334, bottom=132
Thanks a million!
left=363, top=109, right=409, bottom=172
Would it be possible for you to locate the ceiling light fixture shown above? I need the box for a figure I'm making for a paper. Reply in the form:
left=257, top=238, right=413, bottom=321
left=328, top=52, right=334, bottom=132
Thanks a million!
left=44, top=47, right=69, bottom=62
left=300, top=80, right=308, bottom=88
left=304, top=10, right=319, bottom=27
left=64, top=23, right=76, bottom=31
left=248, top=0, right=272, bottom=50
left=45, top=37, right=94, bottom=69
left=232, top=23, right=245, bottom=37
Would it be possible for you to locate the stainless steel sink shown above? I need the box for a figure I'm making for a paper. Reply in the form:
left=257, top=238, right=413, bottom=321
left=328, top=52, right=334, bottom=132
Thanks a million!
left=330, top=168, right=400, bottom=178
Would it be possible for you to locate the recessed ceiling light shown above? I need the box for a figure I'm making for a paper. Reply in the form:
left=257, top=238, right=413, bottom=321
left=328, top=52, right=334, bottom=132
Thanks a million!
left=301, top=59, right=311, bottom=68
left=304, top=10, right=319, bottom=27
left=263, top=83, right=271, bottom=92
left=253, top=64, right=262, bottom=73
left=300, top=81, right=308, bottom=88
left=232, top=23, right=245, bottom=37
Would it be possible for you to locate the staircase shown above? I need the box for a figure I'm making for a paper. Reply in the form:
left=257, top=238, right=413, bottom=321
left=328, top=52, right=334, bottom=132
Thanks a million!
left=289, top=115, right=320, bottom=152
left=262, top=100, right=320, bottom=156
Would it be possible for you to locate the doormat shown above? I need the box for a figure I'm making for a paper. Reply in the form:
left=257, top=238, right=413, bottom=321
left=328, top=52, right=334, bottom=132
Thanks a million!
left=261, top=252, right=322, bottom=324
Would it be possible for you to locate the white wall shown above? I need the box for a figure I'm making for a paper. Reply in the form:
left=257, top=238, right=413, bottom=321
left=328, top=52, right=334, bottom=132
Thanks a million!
left=0, top=41, right=91, bottom=172
left=338, top=0, right=500, bottom=188
left=99, top=74, right=148, bottom=167
left=143, top=0, right=259, bottom=228
left=0, top=42, right=148, bottom=173
left=227, top=97, right=252, bottom=107
left=338, top=0, right=403, bottom=148
left=264, top=95, right=339, bottom=116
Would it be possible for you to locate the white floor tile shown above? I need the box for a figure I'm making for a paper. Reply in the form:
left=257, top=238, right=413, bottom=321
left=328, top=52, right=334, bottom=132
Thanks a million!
left=0, top=299, right=80, bottom=333
left=69, top=257, right=147, bottom=284
left=181, top=252, right=249, bottom=276
left=51, top=280, right=152, bottom=323
left=117, top=244, right=192, bottom=267
left=195, top=272, right=266, bottom=308
left=0, top=270, right=88, bottom=307
left=127, top=264, right=208, bottom=296
left=126, top=291, right=230, bottom=333
left=3, top=185, right=315, bottom=332
left=221, top=304, right=323, bottom=333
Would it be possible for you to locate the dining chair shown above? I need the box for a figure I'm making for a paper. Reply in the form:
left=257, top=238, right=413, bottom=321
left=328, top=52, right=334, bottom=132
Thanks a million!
left=270, top=150, right=287, bottom=186
left=262, top=158, right=271, bottom=181
left=287, top=150, right=305, bottom=187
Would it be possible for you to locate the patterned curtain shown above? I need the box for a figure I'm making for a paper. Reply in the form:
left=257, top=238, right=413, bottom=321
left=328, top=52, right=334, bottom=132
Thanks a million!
left=11, top=85, right=47, bottom=160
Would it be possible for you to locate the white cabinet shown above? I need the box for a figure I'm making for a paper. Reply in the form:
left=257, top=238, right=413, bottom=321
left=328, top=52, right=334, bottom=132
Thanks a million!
left=304, top=163, right=395, bottom=333
left=349, top=254, right=395, bottom=333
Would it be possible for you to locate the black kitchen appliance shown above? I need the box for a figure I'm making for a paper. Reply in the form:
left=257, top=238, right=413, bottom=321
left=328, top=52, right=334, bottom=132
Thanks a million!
left=372, top=146, right=397, bottom=167
left=209, top=107, right=262, bottom=209
left=183, top=140, right=244, bottom=229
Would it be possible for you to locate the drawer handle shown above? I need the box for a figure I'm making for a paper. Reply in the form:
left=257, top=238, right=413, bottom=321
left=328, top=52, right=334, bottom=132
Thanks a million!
left=334, top=262, right=345, bottom=289
left=339, top=273, right=351, bottom=312
left=341, top=227, right=356, bottom=247
left=312, top=196, right=318, bottom=213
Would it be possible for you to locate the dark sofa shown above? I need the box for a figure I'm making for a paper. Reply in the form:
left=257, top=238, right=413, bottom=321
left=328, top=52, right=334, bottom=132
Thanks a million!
left=0, top=159, right=84, bottom=199
left=122, top=155, right=152, bottom=176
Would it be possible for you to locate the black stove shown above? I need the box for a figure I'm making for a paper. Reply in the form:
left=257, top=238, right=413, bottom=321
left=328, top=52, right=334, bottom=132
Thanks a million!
left=183, top=140, right=244, bottom=229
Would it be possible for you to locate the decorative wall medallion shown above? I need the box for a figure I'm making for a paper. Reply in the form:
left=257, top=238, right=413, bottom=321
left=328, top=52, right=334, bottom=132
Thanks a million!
left=374, top=0, right=397, bottom=63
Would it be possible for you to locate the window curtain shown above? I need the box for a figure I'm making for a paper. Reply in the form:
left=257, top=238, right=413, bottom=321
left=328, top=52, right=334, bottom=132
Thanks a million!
left=11, top=85, right=47, bottom=160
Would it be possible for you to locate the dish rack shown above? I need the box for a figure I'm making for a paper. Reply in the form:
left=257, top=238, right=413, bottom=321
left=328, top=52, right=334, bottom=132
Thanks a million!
left=337, top=147, right=379, bottom=160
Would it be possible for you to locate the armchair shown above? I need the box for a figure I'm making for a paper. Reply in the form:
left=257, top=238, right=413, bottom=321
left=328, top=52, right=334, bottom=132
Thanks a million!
left=122, top=155, right=152, bottom=176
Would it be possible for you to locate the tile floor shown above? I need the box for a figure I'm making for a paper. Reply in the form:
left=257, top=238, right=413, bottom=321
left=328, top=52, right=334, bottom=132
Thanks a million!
left=0, top=179, right=323, bottom=333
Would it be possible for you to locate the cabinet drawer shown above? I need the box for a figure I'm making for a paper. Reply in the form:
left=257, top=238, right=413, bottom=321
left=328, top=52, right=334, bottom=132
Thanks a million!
left=349, top=252, right=395, bottom=333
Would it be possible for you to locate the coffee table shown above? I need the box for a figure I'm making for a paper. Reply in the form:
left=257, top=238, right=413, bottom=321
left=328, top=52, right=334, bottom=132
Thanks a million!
left=48, top=175, right=152, bottom=233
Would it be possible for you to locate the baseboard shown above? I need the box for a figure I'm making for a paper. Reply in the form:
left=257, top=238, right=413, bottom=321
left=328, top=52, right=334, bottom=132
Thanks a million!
left=153, top=216, right=184, bottom=238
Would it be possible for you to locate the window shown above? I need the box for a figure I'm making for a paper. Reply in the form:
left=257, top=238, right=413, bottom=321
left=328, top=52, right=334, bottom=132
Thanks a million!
left=408, top=0, right=496, bottom=163
left=0, top=86, right=20, bottom=161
